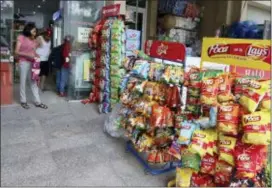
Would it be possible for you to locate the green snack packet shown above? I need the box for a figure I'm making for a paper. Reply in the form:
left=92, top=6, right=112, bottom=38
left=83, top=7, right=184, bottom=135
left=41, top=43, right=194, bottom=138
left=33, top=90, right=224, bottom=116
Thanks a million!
left=181, top=149, right=201, bottom=171
left=111, top=99, right=119, bottom=105
left=137, top=50, right=152, bottom=61
left=111, top=41, right=122, bottom=54
left=111, top=76, right=122, bottom=89
left=111, top=55, right=122, bottom=66
left=111, top=88, right=119, bottom=100
left=186, top=104, right=201, bottom=116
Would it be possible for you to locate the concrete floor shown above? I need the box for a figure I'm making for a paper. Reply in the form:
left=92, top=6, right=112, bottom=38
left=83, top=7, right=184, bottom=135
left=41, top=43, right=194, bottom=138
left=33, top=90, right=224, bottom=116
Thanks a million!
left=1, top=86, right=174, bottom=186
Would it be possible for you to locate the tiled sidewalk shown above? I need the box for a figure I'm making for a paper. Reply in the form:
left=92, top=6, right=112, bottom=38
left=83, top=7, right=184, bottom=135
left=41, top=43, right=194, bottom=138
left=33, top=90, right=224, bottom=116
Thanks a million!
left=1, top=102, right=174, bottom=186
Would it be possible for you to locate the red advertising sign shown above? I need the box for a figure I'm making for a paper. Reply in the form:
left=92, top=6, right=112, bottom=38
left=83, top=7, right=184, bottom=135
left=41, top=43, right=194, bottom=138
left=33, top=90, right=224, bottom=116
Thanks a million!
left=144, top=40, right=186, bottom=63
left=102, top=4, right=121, bottom=18
left=230, top=66, right=271, bottom=80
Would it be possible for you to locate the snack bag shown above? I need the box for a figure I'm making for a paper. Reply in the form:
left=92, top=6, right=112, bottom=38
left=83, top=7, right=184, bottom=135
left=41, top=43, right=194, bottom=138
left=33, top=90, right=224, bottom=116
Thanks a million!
left=136, top=133, right=153, bottom=152
left=218, top=135, right=237, bottom=166
left=177, top=121, right=197, bottom=145
left=191, top=172, right=215, bottom=187
left=143, top=82, right=156, bottom=101
left=259, top=80, right=271, bottom=110
left=200, top=154, right=217, bottom=175
left=232, top=76, right=252, bottom=100
left=176, top=168, right=195, bottom=187
left=214, top=160, right=233, bottom=186
left=150, top=104, right=164, bottom=128
left=111, top=88, right=119, bottom=100
left=200, top=77, right=219, bottom=106
left=166, top=86, right=182, bottom=108
left=188, top=71, right=202, bottom=88
left=202, top=69, right=223, bottom=78
left=181, top=147, right=201, bottom=171
left=187, top=87, right=201, bottom=98
left=217, top=104, right=239, bottom=136
left=217, top=74, right=234, bottom=102
left=168, top=141, right=182, bottom=160
left=242, top=111, right=270, bottom=145
left=189, top=129, right=208, bottom=157
left=147, top=150, right=157, bottom=163
left=131, top=60, right=149, bottom=78
left=161, top=66, right=171, bottom=83
left=239, top=80, right=269, bottom=113
left=234, top=141, right=257, bottom=179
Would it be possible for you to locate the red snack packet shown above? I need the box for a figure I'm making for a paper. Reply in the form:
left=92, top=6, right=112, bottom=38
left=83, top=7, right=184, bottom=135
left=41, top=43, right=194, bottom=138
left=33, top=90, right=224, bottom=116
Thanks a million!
left=214, top=160, right=233, bottom=186
left=191, top=172, right=215, bottom=187
left=155, top=151, right=164, bottom=163
left=200, top=77, right=220, bottom=106
left=168, top=141, right=182, bottom=160
left=162, top=106, right=173, bottom=128
left=200, top=154, right=218, bottom=175
left=217, top=74, right=234, bottom=103
left=166, top=86, right=182, bottom=108
left=147, top=150, right=157, bottom=163
left=150, top=104, right=164, bottom=128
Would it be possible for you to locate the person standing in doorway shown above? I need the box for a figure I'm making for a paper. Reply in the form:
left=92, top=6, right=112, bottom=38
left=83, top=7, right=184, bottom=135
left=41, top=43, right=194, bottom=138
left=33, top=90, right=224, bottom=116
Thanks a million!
left=15, top=22, right=48, bottom=109
left=56, top=35, right=73, bottom=97
left=36, top=28, right=52, bottom=91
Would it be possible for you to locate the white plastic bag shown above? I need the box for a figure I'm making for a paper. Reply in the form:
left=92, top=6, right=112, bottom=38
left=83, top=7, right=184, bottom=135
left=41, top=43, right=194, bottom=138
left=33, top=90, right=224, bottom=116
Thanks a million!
left=103, top=103, right=125, bottom=138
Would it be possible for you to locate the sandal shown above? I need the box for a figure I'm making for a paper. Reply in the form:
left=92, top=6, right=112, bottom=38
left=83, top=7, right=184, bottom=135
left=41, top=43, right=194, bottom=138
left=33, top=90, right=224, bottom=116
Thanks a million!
left=35, top=103, right=48, bottom=109
left=21, top=103, right=30, bottom=109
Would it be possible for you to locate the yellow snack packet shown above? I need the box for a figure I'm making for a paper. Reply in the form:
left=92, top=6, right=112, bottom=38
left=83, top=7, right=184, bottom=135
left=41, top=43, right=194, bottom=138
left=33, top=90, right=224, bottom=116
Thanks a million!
left=242, top=111, right=270, bottom=145
left=189, top=130, right=208, bottom=158
left=176, top=168, right=195, bottom=187
left=259, top=80, right=271, bottom=110
left=218, top=135, right=237, bottom=166
left=239, top=80, right=269, bottom=113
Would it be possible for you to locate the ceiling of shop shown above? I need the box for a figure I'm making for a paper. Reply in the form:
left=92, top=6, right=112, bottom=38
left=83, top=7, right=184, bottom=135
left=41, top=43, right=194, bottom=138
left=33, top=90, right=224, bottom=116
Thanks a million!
left=14, top=0, right=59, bottom=15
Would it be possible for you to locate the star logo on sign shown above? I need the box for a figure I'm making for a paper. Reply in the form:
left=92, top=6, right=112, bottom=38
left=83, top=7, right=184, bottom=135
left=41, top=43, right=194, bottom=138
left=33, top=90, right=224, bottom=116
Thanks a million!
left=157, top=43, right=168, bottom=55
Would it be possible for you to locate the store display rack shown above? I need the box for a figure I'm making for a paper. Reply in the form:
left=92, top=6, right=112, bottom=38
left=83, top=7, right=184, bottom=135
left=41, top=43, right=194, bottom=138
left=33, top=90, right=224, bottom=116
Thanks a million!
left=126, top=141, right=178, bottom=175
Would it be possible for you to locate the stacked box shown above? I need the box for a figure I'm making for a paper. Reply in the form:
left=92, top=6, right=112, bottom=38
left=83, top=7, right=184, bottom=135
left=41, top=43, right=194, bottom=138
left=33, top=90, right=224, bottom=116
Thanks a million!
left=125, top=29, right=141, bottom=57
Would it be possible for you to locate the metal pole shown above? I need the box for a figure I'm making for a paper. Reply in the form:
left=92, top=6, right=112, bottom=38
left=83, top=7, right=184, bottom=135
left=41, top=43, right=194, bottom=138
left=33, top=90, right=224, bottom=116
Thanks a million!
left=136, top=0, right=138, bottom=30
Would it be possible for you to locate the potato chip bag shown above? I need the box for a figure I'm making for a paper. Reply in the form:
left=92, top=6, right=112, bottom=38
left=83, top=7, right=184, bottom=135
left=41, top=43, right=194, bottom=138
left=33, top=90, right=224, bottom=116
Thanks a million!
left=200, top=154, right=217, bottom=175
left=218, top=74, right=234, bottom=103
left=168, top=141, right=182, bottom=160
left=191, top=172, right=215, bottom=187
left=177, top=121, right=198, bottom=145
left=181, top=147, right=201, bottom=171
left=200, top=77, right=220, bottom=106
left=239, top=80, right=269, bottom=113
left=188, top=71, right=203, bottom=88
left=218, top=135, right=237, bottom=166
left=233, top=76, right=252, bottom=101
left=217, top=104, right=239, bottom=136
left=202, top=69, right=223, bottom=78
left=143, top=82, right=156, bottom=101
left=176, top=168, right=195, bottom=187
left=259, top=80, right=271, bottom=110
left=242, top=111, right=270, bottom=145
left=150, top=104, right=164, bottom=128
left=189, top=129, right=208, bottom=157
left=137, top=133, right=153, bottom=152
left=214, top=160, right=233, bottom=186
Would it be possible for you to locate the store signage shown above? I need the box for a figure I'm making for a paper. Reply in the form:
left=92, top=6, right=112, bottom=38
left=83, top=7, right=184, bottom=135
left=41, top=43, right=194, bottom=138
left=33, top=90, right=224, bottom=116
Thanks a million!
left=201, top=38, right=271, bottom=71
left=102, top=4, right=121, bottom=18
left=144, top=40, right=186, bottom=63
left=230, top=66, right=271, bottom=80
left=78, top=27, right=92, bottom=43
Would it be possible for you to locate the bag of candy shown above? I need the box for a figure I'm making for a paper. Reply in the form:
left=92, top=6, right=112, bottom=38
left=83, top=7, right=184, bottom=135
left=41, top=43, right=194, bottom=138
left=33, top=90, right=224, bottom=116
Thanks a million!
left=200, top=154, right=218, bottom=175
left=214, top=160, right=233, bottom=186
left=200, top=77, right=220, bottom=106
left=239, top=79, right=269, bottom=113
left=177, top=121, right=198, bottom=145
left=218, top=134, right=237, bottom=166
left=176, top=168, right=195, bottom=187
left=217, top=74, right=234, bottom=103
left=217, top=104, right=239, bottom=136
left=181, top=147, right=201, bottom=171
left=242, top=111, right=270, bottom=145
left=189, top=129, right=208, bottom=157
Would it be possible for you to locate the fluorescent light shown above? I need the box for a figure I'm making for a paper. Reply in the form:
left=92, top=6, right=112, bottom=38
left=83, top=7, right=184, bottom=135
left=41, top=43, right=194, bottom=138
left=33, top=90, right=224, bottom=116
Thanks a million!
left=33, top=11, right=36, bottom=14
left=42, top=0, right=46, bottom=2
left=37, top=5, right=41, bottom=8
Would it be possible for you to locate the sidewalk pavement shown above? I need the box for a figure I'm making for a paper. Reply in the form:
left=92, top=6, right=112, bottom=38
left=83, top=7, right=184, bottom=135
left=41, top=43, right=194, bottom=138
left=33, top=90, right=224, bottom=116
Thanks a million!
left=1, top=101, right=174, bottom=186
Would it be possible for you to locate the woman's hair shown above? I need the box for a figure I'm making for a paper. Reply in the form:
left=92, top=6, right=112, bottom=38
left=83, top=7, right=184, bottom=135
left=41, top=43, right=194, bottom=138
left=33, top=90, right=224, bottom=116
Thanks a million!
left=22, top=22, right=36, bottom=37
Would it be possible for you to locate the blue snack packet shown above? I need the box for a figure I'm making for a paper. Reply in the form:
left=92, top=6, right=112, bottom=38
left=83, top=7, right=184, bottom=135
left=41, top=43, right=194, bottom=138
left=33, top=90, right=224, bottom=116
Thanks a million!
left=177, top=121, right=197, bottom=145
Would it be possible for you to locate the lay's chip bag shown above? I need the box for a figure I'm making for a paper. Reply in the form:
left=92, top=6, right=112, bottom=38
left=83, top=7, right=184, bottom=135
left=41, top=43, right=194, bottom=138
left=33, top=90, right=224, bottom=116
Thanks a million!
left=218, top=134, right=237, bottom=166
left=176, top=168, right=195, bottom=187
left=189, top=129, right=208, bottom=158
left=239, top=80, right=269, bottom=113
left=242, top=111, right=270, bottom=145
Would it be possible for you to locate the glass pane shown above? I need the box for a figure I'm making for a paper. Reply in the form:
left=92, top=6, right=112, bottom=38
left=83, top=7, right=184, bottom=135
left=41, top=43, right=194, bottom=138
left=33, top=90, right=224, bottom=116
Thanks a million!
left=62, top=0, right=105, bottom=100
left=0, top=1, right=14, bottom=61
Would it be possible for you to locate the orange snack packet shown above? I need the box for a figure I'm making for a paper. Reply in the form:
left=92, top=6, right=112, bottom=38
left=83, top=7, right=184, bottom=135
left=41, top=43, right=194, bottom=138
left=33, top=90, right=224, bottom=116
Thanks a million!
left=200, top=77, right=219, bottom=106
left=217, top=104, right=239, bottom=136
left=242, top=111, right=270, bottom=145
left=239, top=80, right=269, bottom=113
left=218, top=134, right=237, bottom=166
left=217, top=74, right=234, bottom=103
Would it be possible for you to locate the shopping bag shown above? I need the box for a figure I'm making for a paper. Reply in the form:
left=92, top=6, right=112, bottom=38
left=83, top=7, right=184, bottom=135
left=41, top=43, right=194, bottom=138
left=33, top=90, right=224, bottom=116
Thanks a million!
left=31, top=58, right=40, bottom=82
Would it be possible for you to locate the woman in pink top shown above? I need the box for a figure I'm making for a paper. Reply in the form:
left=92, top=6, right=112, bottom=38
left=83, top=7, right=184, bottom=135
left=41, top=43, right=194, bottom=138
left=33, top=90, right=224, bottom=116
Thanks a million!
left=15, top=23, right=48, bottom=109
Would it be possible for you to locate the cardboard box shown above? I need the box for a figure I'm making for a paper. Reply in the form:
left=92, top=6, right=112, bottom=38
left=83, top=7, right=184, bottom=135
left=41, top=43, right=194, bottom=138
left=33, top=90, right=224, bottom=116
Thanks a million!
left=126, top=29, right=141, bottom=41
left=126, top=40, right=141, bottom=51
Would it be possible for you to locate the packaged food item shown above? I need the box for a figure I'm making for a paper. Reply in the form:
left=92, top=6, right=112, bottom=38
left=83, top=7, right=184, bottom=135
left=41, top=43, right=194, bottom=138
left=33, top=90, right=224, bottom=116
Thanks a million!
left=189, top=129, right=208, bottom=157
left=202, top=69, right=223, bottom=78
left=150, top=104, right=164, bottom=128
left=168, top=141, right=182, bottom=160
left=200, top=77, right=220, bottom=106
left=229, top=178, right=255, bottom=187
left=186, top=104, right=201, bottom=116
left=239, top=80, right=269, bottom=113
left=258, top=80, right=271, bottom=110
left=136, top=133, right=153, bottom=152
left=143, top=82, right=156, bottom=101
left=131, top=60, right=150, bottom=79
left=200, top=154, right=217, bottom=175
left=217, top=74, right=234, bottom=102
left=166, top=86, right=182, bottom=108
left=242, top=111, right=270, bottom=145
left=232, top=76, right=252, bottom=100
left=177, top=121, right=197, bottom=145
left=176, top=168, right=195, bottom=187
left=188, top=70, right=203, bottom=88
left=214, top=160, right=233, bottom=186
left=147, top=150, right=157, bottom=163
left=217, top=104, right=239, bottom=136
left=218, top=135, right=237, bottom=166
left=181, top=147, right=201, bottom=171
left=191, top=172, right=215, bottom=187
left=111, top=88, right=119, bottom=100
left=209, top=106, right=218, bottom=128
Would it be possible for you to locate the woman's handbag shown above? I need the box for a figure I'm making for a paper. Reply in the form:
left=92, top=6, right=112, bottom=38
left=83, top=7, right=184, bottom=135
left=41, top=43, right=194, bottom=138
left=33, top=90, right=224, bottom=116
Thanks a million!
left=31, top=57, right=41, bottom=82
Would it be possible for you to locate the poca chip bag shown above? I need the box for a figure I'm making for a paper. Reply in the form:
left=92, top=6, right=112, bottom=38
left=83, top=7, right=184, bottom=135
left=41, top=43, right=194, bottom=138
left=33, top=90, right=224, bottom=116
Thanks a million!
left=242, top=111, right=270, bottom=145
left=218, top=134, right=237, bottom=166
left=239, top=80, right=269, bottom=113
left=200, top=77, right=220, bottom=106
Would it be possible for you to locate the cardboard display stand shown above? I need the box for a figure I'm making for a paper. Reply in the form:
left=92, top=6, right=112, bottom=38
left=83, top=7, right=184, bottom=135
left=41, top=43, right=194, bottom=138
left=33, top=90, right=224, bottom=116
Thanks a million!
left=200, top=38, right=271, bottom=79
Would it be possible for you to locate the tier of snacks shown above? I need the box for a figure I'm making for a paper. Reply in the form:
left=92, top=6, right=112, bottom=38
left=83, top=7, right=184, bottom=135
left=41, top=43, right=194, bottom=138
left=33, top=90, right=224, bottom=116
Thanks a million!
left=171, top=68, right=271, bottom=187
